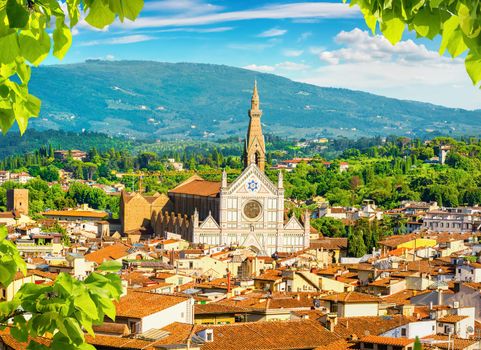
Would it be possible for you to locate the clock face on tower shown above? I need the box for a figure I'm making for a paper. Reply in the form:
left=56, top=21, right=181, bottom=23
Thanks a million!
left=243, top=200, right=262, bottom=220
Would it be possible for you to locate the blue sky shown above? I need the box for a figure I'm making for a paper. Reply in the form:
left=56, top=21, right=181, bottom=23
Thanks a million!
left=53, top=0, right=481, bottom=110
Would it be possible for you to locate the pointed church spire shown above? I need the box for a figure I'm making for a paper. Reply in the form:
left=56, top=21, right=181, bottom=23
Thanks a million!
left=278, top=170, right=283, bottom=189
left=221, top=168, right=228, bottom=188
left=251, top=80, right=259, bottom=111
left=244, top=80, right=266, bottom=172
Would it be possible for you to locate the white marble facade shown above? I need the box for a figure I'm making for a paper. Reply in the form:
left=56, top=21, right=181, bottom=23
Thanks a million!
left=192, top=164, right=310, bottom=255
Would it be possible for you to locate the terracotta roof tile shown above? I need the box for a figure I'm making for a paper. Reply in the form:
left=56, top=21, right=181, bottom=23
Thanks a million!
left=361, top=335, right=415, bottom=347
left=321, top=292, right=382, bottom=303
left=115, top=291, right=190, bottom=319
left=333, top=315, right=416, bottom=339
left=84, top=243, right=131, bottom=264
left=438, top=315, right=468, bottom=323
left=42, top=209, right=108, bottom=219
left=169, top=179, right=221, bottom=197
left=195, top=319, right=343, bottom=350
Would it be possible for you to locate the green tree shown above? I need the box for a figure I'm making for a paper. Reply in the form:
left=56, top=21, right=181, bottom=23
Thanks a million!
left=39, top=165, right=60, bottom=182
left=346, top=0, right=481, bottom=86
left=348, top=225, right=367, bottom=257
left=414, top=336, right=422, bottom=350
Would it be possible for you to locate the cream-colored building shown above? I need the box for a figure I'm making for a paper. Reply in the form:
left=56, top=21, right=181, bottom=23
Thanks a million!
left=322, top=292, right=381, bottom=317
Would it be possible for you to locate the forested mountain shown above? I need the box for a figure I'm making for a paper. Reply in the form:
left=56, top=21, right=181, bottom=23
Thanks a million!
left=28, top=60, right=480, bottom=140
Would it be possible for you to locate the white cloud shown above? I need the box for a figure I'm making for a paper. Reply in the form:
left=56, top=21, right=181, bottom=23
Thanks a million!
left=297, top=32, right=312, bottom=42
left=143, top=0, right=223, bottom=15
left=79, top=35, right=156, bottom=46
left=243, top=64, right=275, bottom=73
left=301, top=61, right=481, bottom=109
left=283, top=49, right=304, bottom=57
left=243, top=61, right=309, bottom=73
left=117, top=2, right=360, bottom=29
left=308, top=46, right=325, bottom=55
left=258, top=28, right=287, bottom=38
left=228, top=43, right=275, bottom=51
left=286, top=28, right=478, bottom=109
left=276, top=61, right=309, bottom=71
left=319, top=28, right=453, bottom=65
left=153, top=26, right=233, bottom=33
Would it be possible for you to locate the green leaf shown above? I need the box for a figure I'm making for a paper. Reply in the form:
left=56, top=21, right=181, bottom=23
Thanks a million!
left=458, top=3, right=474, bottom=36
left=108, top=0, right=144, bottom=21
left=18, top=29, right=51, bottom=66
left=439, top=15, right=460, bottom=55
left=15, top=60, right=31, bottom=84
left=85, top=0, right=116, bottom=29
left=93, top=293, right=116, bottom=321
left=53, top=18, right=72, bottom=60
left=66, top=0, right=81, bottom=27
left=0, top=32, right=20, bottom=65
left=0, top=107, right=17, bottom=134
left=10, top=325, right=28, bottom=342
left=97, top=260, right=122, bottom=272
left=465, top=52, right=481, bottom=86
left=381, top=16, right=405, bottom=44
left=429, top=0, right=443, bottom=8
left=63, top=317, right=85, bottom=345
left=6, top=0, right=29, bottom=28
left=75, top=310, right=95, bottom=336
left=0, top=263, right=13, bottom=287
left=74, top=291, right=98, bottom=320
left=446, top=29, right=467, bottom=57
left=0, top=226, right=7, bottom=240
left=412, top=8, right=440, bottom=39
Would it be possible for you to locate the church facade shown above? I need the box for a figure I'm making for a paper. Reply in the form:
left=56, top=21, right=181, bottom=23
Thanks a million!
left=169, top=82, right=310, bottom=255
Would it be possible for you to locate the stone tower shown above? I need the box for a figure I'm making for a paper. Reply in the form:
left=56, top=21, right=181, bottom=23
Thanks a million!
left=244, top=80, right=266, bottom=172
left=7, top=189, right=29, bottom=215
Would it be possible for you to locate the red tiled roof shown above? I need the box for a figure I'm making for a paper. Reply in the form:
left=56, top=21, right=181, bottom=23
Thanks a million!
left=361, top=335, right=414, bottom=347
left=321, top=291, right=382, bottom=303
left=438, top=315, right=468, bottom=323
left=42, top=209, right=107, bottom=219
left=84, top=243, right=131, bottom=264
left=115, top=291, right=189, bottom=318
left=169, top=179, right=221, bottom=197
left=195, top=319, right=343, bottom=350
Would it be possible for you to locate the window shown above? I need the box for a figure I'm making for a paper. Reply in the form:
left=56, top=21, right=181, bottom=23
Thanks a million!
left=330, top=303, right=338, bottom=313
left=363, top=343, right=373, bottom=349
left=129, top=321, right=141, bottom=334
left=401, top=328, right=407, bottom=336
left=206, top=333, right=213, bottom=341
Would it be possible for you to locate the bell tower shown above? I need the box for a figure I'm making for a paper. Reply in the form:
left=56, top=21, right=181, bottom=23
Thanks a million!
left=244, top=80, right=266, bottom=172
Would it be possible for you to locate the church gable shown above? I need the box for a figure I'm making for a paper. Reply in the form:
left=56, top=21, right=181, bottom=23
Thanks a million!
left=284, top=216, right=304, bottom=230
left=199, top=215, right=220, bottom=229
left=224, top=164, right=278, bottom=196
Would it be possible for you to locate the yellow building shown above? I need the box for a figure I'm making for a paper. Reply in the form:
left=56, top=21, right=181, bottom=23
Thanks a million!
left=398, top=238, right=437, bottom=249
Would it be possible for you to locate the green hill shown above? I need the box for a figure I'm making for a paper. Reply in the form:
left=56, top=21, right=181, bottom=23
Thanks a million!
left=28, top=60, right=481, bottom=140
